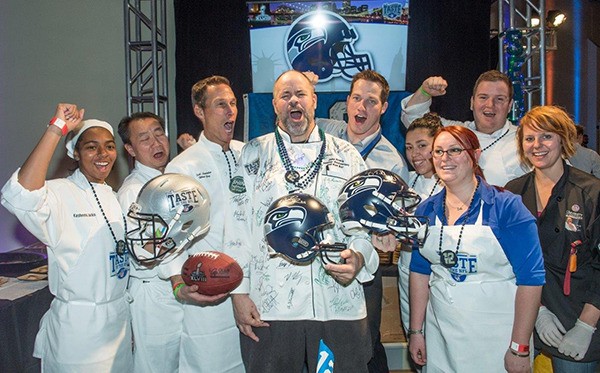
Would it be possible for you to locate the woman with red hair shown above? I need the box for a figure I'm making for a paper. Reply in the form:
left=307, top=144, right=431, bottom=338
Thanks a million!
left=408, top=126, right=545, bottom=372
left=506, top=106, right=600, bottom=371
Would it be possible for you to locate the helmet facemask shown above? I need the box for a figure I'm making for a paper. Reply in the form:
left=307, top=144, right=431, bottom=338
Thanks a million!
left=124, top=173, right=211, bottom=265
left=126, top=202, right=181, bottom=265
left=339, top=169, right=430, bottom=246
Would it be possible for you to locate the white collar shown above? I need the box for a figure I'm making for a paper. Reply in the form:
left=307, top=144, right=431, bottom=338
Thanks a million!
left=352, top=128, right=381, bottom=147
left=199, top=131, right=227, bottom=152
left=134, top=161, right=162, bottom=178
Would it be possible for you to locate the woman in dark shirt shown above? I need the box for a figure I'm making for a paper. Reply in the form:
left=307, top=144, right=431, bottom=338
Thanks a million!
left=506, top=105, right=600, bottom=372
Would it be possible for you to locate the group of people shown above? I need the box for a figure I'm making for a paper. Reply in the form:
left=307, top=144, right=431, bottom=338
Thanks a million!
left=401, top=72, right=600, bottom=373
left=1, top=66, right=599, bottom=373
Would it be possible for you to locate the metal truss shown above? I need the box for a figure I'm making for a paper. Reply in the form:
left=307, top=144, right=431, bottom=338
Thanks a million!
left=497, top=0, right=546, bottom=117
left=124, top=0, right=169, bottom=130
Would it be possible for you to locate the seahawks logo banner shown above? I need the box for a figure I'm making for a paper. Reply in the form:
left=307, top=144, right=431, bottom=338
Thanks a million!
left=247, top=1, right=410, bottom=93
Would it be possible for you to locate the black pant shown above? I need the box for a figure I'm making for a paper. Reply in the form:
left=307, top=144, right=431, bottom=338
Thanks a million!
left=240, top=319, right=371, bottom=373
left=364, top=267, right=389, bottom=373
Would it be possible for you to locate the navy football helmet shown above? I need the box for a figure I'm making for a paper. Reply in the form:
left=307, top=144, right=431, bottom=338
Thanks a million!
left=338, top=169, right=429, bottom=245
left=264, top=193, right=346, bottom=264
left=126, top=173, right=211, bottom=264
left=285, top=10, right=372, bottom=82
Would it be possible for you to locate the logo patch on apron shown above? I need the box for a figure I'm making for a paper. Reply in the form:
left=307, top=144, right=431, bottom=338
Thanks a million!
left=110, top=250, right=130, bottom=279
left=448, top=253, right=478, bottom=282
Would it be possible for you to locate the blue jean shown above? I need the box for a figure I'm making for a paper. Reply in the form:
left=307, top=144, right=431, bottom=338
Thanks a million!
left=535, top=349, right=599, bottom=373
left=551, top=355, right=598, bottom=373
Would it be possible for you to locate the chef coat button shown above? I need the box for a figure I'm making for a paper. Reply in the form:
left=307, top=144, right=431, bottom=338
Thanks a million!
left=555, top=227, right=560, bottom=233
left=557, top=196, right=562, bottom=202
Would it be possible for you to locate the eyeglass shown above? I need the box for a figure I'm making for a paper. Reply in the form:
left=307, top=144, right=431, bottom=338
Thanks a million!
left=431, top=147, right=472, bottom=158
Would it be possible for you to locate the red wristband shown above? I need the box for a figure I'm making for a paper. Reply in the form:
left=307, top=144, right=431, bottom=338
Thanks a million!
left=49, top=117, right=68, bottom=136
left=510, top=341, right=529, bottom=353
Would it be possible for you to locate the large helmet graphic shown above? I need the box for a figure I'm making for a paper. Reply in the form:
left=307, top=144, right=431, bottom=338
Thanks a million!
left=338, top=169, right=429, bottom=245
left=264, top=193, right=345, bottom=264
left=126, top=173, right=211, bottom=264
left=285, top=10, right=372, bottom=82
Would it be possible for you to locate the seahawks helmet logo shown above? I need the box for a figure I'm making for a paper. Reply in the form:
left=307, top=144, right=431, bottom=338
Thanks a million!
left=285, top=10, right=372, bottom=82
left=264, top=206, right=306, bottom=236
left=340, top=175, right=381, bottom=198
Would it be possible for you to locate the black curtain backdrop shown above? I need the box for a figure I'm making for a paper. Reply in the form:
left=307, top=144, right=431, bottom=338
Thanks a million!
left=174, top=0, right=252, bottom=142
left=405, top=0, right=491, bottom=121
left=174, top=0, right=491, bottom=140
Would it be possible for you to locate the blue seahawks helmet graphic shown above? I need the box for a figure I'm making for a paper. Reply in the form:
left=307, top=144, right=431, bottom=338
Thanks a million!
left=126, top=173, right=211, bottom=264
left=264, top=193, right=345, bottom=264
left=285, top=10, right=372, bottom=82
left=338, top=169, right=429, bottom=245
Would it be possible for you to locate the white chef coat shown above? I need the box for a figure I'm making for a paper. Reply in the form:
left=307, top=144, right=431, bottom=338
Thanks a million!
left=118, top=161, right=184, bottom=373
left=1, top=168, right=132, bottom=372
left=163, top=131, right=245, bottom=373
left=236, top=126, right=379, bottom=321
left=316, top=117, right=410, bottom=182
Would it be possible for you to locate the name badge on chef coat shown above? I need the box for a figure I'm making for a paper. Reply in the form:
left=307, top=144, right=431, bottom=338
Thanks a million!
left=229, top=176, right=246, bottom=194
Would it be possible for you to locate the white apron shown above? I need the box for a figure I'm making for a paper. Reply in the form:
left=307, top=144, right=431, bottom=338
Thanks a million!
left=420, top=203, right=517, bottom=373
left=179, top=297, right=244, bottom=373
left=398, top=250, right=411, bottom=333
left=35, top=187, right=132, bottom=372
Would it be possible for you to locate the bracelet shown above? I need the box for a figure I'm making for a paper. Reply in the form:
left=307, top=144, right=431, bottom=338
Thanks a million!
left=510, top=341, right=529, bottom=354
left=408, top=328, right=424, bottom=335
left=173, top=283, right=185, bottom=300
left=508, top=348, right=530, bottom=358
left=419, top=86, right=431, bottom=98
left=48, top=117, right=68, bottom=136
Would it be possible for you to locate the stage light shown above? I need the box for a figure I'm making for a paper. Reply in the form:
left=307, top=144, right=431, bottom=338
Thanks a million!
left=547, top=10, right=566, bottom=28
left=531, top=17, right=540, bottom=27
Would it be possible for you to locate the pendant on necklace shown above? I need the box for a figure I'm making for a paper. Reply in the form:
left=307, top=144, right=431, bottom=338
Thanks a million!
left=229, top=175, right=247, bottom=194
left=116, top=240, right=127, bottom=256
left=440, top=250, right=458, bottom=268
left=285, top=170, right=300, bottom=184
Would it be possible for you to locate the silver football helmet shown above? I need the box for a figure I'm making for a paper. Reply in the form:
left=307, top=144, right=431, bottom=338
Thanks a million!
left=126, top=173, right=211, bottom=264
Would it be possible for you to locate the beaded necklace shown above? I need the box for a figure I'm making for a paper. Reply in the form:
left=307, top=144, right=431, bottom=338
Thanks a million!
left=222, top=149, right=246, bottom=193
left=88, top=181, right=127, bottom=256
left=481, top=128, right=510, bottom=152
left=410, top=174, right=441, bottom=199
left=275, top=127, right=326, bottom=191
left=437, top=178, right=480, bottom=268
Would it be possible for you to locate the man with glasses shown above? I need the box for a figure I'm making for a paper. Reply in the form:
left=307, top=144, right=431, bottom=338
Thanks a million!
left=400, top=70, right=529, bottom=186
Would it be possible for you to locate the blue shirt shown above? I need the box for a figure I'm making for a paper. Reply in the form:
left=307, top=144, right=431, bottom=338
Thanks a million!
left=410, top=178, right=545, bottom=286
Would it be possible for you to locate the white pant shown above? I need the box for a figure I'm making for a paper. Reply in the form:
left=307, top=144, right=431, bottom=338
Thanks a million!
left=129, top=277, right=183, bottom=373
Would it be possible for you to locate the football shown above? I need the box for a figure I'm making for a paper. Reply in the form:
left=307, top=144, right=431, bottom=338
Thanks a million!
left=181, top=251, right=243, bottom=295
